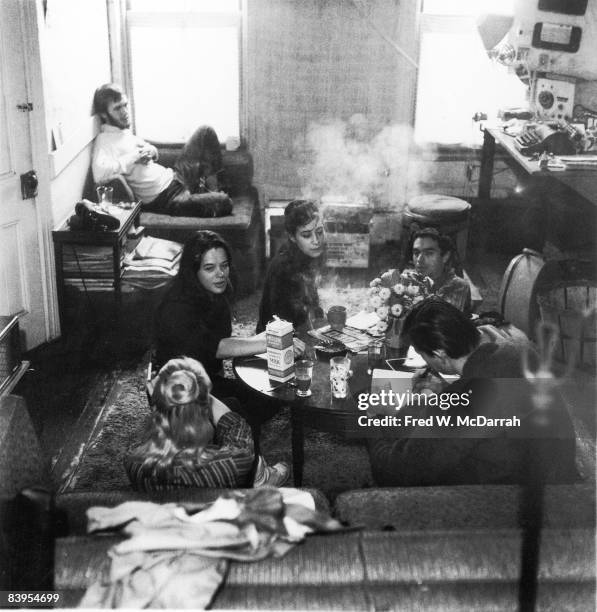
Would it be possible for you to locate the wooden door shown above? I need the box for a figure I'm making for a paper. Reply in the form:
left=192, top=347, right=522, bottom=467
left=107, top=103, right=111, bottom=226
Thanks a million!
left=0, top=0, right=48, bottom=349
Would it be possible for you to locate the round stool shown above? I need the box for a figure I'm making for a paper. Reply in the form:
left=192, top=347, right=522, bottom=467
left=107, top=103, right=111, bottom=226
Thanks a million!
left=400, top=194, right=471, bottom=268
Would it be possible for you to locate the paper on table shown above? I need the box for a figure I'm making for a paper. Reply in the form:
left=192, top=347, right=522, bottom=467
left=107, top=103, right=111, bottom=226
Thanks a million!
left=371, top=369, right=415, bottom=396
left=403, top=346, right=427, bottom=369
left=345, top=311, right=380, bottom=331
left=371, top=368, right=459, bottom=397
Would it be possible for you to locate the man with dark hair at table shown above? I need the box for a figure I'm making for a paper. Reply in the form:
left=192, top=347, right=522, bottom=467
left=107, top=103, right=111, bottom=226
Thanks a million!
left=367, top=298, right=578, bottom=486
left=409, top=227, right=472, bottom=314
left=91, top=83, right=232, bottom=218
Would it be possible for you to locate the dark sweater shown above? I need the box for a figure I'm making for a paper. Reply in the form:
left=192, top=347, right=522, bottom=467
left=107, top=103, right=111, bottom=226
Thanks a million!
left=256, top=242, right=323, bottom=333
left=154, top=277, right=232, bottom=378
left=369, top=342, right=578, bottom=486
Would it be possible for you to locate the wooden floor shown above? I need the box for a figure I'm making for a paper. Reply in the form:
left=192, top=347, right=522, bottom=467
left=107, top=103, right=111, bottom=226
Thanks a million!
left=15, top=240, right=595, bottom=486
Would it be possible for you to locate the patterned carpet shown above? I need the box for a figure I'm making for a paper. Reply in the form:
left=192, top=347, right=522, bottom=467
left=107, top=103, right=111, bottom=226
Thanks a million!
left=62, top=285, right=376, bottom=500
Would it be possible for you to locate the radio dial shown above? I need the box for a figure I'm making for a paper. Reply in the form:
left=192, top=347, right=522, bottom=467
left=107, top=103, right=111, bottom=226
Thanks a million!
left=538, top=90, right=555, bottom=109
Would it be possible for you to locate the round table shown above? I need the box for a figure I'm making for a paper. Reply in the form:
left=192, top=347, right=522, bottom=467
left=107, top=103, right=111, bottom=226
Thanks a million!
left=233, top=352, right=371, bottom=486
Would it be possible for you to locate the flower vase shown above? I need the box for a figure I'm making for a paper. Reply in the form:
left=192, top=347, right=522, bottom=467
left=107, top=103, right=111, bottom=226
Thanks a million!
left=386, top=315, right=407, bottom=355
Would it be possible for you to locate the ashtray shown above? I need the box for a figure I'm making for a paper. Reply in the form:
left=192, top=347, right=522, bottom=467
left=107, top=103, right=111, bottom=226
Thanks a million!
left=314, top=342, right=347, bottom=359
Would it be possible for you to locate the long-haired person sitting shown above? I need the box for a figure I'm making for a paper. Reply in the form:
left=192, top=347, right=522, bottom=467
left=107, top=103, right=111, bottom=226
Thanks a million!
left=155, top=230, right=267, bottom=391
left=175, top=125, right=229, bottom=196
left=257, top=199, right=326, bottom=333
left=125, top=357, right=285, bottom=490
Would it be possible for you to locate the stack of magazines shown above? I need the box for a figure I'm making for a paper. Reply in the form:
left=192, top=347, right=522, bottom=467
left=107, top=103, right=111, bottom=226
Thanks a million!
left=122, top=236, right=182, bottom=290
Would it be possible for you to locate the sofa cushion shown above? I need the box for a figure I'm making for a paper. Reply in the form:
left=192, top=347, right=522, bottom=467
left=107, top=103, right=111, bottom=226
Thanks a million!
left=140, top=195, right=254, bottom=232
left=333, top=484, right=597, bottom=530
left=54, top=529, right=595, bottom=610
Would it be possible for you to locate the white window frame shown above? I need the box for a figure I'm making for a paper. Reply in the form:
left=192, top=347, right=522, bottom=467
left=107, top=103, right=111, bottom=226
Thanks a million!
left=122, top=0, right=244, bottom=143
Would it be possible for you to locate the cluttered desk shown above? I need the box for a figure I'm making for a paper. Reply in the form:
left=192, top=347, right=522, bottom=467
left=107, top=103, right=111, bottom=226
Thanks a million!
left=478, top=125, right=597, bottom=207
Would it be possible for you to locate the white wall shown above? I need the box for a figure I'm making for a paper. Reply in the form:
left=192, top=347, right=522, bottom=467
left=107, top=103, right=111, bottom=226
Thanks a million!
left=38, top=0, right=111, bottom=228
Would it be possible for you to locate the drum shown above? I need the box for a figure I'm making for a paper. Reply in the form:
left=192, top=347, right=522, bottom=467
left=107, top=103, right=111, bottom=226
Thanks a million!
left=498, top=248, right=595, bottom=342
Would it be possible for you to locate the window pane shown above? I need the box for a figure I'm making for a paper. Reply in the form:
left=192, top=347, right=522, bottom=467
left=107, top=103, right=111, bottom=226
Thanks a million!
left=129, top=25, right=239, bottom=142
left=129, top=0, right=238, bottom=12
left=423, top=0, right=514, bottom=15
left=414, top=27, right=527, bottom=145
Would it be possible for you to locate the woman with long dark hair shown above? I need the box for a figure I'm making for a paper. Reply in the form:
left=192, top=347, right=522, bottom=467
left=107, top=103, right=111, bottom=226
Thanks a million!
left=257, top=199, right=326, bottom=333
left=155, top=230, right=267, bottom=382
left=175, top=125, right=228, bottom=195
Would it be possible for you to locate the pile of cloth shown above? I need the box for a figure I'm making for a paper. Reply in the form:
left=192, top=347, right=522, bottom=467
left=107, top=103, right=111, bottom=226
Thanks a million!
left=80, top=487, right=343, bottom=609
left=122, top=235, right=182, bottom=290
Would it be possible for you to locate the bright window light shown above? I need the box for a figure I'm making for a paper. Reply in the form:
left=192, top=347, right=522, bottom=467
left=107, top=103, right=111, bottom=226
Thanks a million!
left=415, top=1, right=526, bottom=145
left=127, top=1, right=240, bottom=143
left=129, top=0, right=238, bottom=12
left=423, top=0, right=515, bottom=16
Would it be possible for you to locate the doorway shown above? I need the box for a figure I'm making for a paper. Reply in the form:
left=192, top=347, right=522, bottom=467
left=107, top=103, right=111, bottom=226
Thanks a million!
left=0, top=0, right=51, bottom=350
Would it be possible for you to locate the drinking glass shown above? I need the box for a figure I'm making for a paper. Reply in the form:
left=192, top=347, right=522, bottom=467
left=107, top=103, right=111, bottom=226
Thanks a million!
left=327, top=305, right=347, bottom=331
left=96, top=185, right=113, bottom=211
left=294, top=359, right=314, bottom=397
left=367, top=340, right=385, bottom=375
left=330, top=355, right=351, bottom=399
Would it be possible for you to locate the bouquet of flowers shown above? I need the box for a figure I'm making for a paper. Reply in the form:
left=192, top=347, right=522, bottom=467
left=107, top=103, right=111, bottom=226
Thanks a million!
left=367, top=268, right=434, bottom=341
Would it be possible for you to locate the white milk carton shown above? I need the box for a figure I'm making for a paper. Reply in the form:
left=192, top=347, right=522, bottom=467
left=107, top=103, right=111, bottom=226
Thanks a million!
left=266, top=318, right=294, bottom=382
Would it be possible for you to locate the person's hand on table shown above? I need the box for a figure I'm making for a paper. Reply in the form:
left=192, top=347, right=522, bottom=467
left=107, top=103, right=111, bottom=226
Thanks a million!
left=411, top=368, right=446, bottom=398
left=293, top=337, right=307, bottom=358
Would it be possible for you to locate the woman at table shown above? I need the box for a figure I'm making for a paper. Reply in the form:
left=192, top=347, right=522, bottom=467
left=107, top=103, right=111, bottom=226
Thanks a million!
left=257, top=199, right=326, bottom=334
left=125, top=357, right=287, bottom=490
left=155, top=230, right=267, bottom=385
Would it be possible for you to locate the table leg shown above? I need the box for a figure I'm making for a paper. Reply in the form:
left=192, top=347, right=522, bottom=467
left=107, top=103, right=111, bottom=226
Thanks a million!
left=478, top=128, right=496, bottom=201
left=112, top=244, right=122, bottom=323
left=290, top=405, right=305, bottom=487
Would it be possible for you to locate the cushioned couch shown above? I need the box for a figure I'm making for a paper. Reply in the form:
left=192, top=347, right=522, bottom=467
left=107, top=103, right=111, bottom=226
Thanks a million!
left=84, top=144, right=264, bottom=297
left=46, top=480, right=595, bottom=610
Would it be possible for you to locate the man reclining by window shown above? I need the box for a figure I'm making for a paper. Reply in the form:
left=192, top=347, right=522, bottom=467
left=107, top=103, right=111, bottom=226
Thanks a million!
left=91, top=83, right=232, bottom=218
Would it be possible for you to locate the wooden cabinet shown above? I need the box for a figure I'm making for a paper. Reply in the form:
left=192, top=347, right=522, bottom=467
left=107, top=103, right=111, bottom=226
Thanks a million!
left=52, top=202, right=142, bottom=330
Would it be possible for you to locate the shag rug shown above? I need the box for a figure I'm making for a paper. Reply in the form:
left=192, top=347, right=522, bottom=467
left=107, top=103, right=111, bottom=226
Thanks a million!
left=63, top=285, right=376, bottom=500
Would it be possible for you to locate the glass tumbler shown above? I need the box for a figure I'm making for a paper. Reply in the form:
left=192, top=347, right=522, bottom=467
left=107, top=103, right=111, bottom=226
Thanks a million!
left=327, top=305, right=347, bottom=332
left=96, top=185, right=113, bottom=211
left=294, top=359, right=314, bottom=397
left=367, top=340, right=385, bottom=375
left=330, top=355, right=351, bottom=399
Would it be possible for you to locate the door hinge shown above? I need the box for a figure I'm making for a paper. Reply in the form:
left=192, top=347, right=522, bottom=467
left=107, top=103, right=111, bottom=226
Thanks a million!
left=16, top=102, right=33, bottom=112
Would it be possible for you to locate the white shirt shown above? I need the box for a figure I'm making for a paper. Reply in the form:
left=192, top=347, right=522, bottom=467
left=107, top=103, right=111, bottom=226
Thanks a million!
left=92, top=124, right=173, bottom=203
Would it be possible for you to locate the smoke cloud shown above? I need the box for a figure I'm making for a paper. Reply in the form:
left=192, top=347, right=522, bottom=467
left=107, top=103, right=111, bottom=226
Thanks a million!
left=298, top=113, right=435, bottom=210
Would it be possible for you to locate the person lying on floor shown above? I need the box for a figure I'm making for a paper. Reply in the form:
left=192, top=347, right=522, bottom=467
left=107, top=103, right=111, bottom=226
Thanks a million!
left=91, top=83, right=232, bottom=218
left=257, top=199, right=326, bottom=334
left=154, top=230, right=295, bottom=462
left=405, top=227, right=472, bottom=314
left=367, top=298, right=578, bottom=487
left=125, top=357, right=288, bottom=490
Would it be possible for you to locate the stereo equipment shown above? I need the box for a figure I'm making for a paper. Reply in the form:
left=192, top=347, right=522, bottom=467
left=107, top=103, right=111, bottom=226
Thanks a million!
left=532, top=77, right=575, bottom=121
